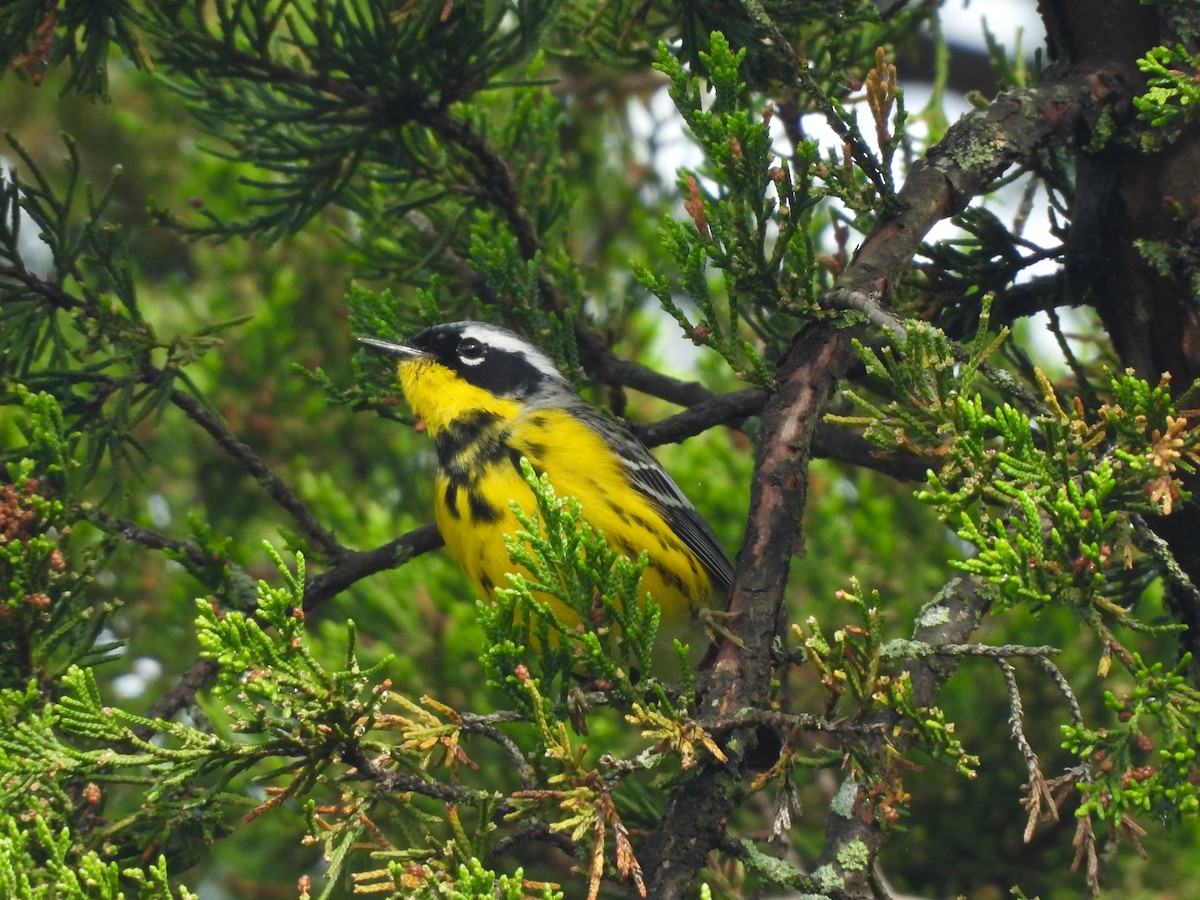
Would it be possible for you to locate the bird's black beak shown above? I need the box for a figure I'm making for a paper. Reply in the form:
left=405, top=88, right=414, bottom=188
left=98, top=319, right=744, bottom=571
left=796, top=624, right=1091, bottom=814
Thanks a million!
left=357, top=336, right=427, bottom=360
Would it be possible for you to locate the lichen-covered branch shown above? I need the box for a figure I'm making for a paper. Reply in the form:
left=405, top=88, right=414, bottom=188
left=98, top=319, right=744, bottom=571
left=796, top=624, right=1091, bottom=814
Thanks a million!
left=639, top=64, right=1133, bottom=898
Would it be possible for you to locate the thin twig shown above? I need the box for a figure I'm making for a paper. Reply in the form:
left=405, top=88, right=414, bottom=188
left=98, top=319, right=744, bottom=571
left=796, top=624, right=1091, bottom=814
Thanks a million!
left=1131, top=513, right=1200, bottom=611
left=461, top=709, right=534, bottom=789
left=142, top=524, right=443, bottom=727
left=301, top=525, right=443, bottom=612
left=705, top=709, right=887, bottom=736
left=167, top=386, right=344, bottom=559
left=995, top=658, right=1057, bottom=842
left=339, top=740, right=490, bottom=805
left=934, top=643, right=1061, bottom=658
left=485, top=819, right=581, bottom=866
left=1036, top=655, right=1085, bottom=727
left=0, top=263, right=97, bottom=315
left=822, top=288, right=909, bottom=342
left=86, top=508, right=211, bottom=570
left=140, top=658, right=220, bottom=732
left=7, top=253, right=346, bottom=560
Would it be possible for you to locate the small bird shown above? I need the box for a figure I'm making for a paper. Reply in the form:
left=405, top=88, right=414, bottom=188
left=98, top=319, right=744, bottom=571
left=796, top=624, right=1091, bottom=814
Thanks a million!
left=358, top=321, right=734, bottom=655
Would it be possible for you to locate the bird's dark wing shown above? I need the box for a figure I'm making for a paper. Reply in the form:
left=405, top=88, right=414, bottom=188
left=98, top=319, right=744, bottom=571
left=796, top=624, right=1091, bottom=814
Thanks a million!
left=582, top=408, right=735, bottom=592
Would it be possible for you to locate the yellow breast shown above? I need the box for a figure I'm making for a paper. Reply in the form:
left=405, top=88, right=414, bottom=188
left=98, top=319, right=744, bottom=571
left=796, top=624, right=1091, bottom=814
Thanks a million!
left=434, top=407, right=717, bottom=631
left=394, top=354, right=718, bottom=645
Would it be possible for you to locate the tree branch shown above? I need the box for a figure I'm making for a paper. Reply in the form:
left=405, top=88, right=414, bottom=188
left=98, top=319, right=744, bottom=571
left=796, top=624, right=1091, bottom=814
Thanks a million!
left=300, top=524, right=443, bottom=613
left=638, top=65, right=1131, bottom=898
left=426, top=110, right=728, bottom=410
left=640, top=320, right=861, bottom=899
left=628, top=387, right=766, bottom=445
left=836, top=71, right=1123, bottom=303
left=816, top=578, right=991, bottom=895
left=140, top=523, right=443, bottom=727
left=166, top=385, right=344, bottom=560
left=86, top=509, right=210, bottom=571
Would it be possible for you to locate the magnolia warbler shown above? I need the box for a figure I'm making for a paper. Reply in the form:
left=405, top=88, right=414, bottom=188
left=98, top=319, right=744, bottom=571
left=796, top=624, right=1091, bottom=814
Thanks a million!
left=359, top=322, right=734, bottom=649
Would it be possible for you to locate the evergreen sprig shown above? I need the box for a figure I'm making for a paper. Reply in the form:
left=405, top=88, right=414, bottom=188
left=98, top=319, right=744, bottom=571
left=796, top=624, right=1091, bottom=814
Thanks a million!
left=633, top=32, right=827, bottom=383
left=479, top=457, right=670, bottom=710
left=930, top=367, right=1200, bottom=626
left=794, top=579, right=980, bottom=784
left=0, top=135, right=252, bottom=497
left=0, top=811, right=193, bottom=900
left=839, top=315, right=1200, bottom=631
left=1062, top=650, right=1200, bottom=826
left=411, top=857, right=563, bottom=900
left=195, top=545, right=395, bottom=753
left=0, top=661, right=238, bottom=882
left=0, top=389, right=118, bottom=688
left=1135, top=44, right=1200, bottom=133
left=828, top=302, right=1008, bottom=457
left=0, top=534, right=539, bottom=896
left=142, top=0, right=561, bottom=242
left=503, top=672, right=655, bottom=900
left=0, top=0, right=150, bottom=100
left=918, top=206, right=1062, bottom=336
left=836, top=309, right=1200, bottom=854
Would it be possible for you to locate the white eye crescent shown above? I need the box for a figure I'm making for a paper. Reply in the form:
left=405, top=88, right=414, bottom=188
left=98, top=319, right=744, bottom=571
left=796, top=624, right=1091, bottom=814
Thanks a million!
left=458, top=337, right=486, bottom=364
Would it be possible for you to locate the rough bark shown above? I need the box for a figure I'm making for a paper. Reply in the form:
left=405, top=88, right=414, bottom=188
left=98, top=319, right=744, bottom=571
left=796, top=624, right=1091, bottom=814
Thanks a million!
left=1049, top=1, right=1200, bottom=668
left=640, top=53, right=1130, bottom=898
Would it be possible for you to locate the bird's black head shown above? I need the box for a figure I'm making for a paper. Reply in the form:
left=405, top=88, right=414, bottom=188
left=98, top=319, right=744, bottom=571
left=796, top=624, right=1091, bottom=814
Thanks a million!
left=360, top=322, right=568, bottom=401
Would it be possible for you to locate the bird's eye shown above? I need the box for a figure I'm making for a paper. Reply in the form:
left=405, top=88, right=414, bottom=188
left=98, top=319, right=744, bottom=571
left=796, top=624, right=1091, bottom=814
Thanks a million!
left=458, top=337, right=485, bottom=361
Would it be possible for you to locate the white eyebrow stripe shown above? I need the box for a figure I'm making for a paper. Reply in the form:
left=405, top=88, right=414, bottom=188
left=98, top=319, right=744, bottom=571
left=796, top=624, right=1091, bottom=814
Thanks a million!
left=459, top=324, right=565, bottom=382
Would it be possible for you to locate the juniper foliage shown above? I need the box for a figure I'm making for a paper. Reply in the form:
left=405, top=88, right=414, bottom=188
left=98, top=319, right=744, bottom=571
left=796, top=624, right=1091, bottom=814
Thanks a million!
left=3, top=1, right=1200, bottom=898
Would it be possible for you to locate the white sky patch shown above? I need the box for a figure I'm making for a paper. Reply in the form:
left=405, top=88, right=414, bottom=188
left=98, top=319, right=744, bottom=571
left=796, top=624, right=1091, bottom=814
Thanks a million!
left=940, top=0, right=1043, bottom=52
left=624, top=1, right=1084, bottom=374
left=0, top=154, right=56, bottom=280
left=627, top=87, right=706, bottom=195
left=148, top=492, right=172, bottom=529
left=111, top=657, right=166, bottom=700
